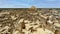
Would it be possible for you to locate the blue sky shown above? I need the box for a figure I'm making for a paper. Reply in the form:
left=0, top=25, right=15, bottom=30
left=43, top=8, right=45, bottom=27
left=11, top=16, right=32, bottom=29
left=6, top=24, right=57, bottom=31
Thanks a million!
left=0, top=0, right=60, bottom=8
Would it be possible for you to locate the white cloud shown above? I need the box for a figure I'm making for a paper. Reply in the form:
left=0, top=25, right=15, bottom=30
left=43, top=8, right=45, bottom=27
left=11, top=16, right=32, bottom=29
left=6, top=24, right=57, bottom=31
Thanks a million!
left=0, top=3, right=30, bottom=8
left=46, top=0, right=56, bottom=1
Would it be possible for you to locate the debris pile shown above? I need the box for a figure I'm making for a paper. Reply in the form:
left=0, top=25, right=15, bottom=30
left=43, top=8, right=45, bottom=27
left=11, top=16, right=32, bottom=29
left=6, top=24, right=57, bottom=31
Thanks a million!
left=0, top=9, right=60, bottom=34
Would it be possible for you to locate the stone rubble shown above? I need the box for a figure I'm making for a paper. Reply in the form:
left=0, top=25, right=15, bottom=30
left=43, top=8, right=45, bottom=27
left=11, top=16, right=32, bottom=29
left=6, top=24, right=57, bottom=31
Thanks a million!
left=0, top=9, right=60, bottom=34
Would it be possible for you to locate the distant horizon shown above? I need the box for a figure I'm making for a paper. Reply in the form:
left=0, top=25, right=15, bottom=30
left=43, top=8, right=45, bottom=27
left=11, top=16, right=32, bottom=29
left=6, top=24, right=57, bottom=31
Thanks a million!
left=0, top=0, right=60, bottom=8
